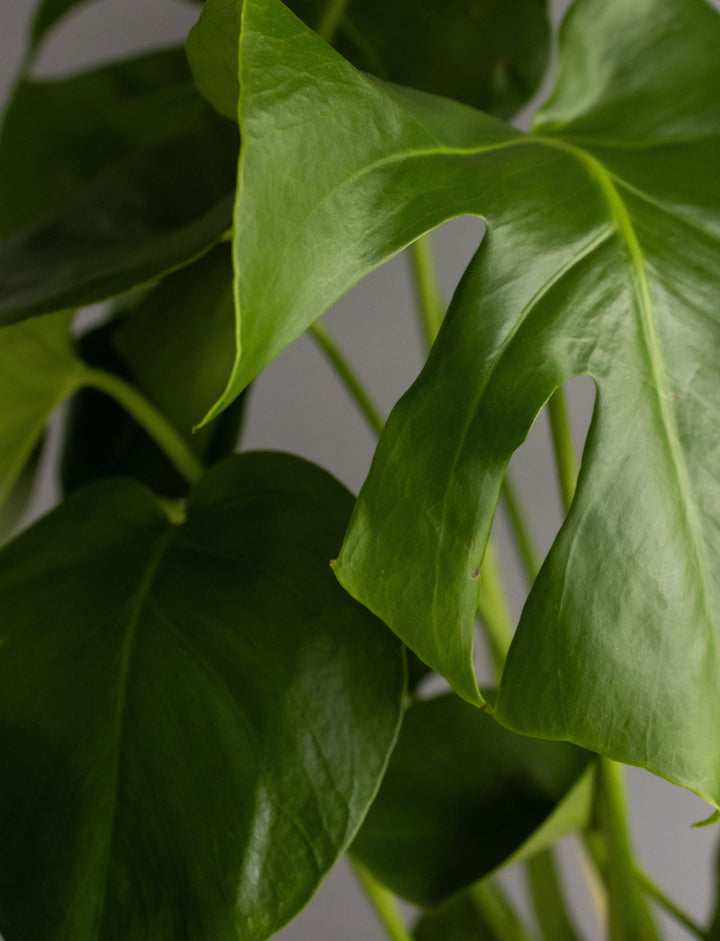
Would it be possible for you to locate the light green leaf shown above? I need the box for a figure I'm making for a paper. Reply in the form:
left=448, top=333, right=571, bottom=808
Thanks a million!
left=0, top=311, right=84, bottom=509
left=0, top=49, right=237, bottom=326
left=187, top=0, right=549, bottom=121
left=217, top=0, right=720, bottom=805
left=0, top=452, right=405, bottom=941
left=351, top=692, right=593, bottom=906
left=62, top=247, right=246, bottom=497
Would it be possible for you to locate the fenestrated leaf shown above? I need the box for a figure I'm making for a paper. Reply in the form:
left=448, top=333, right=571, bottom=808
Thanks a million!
left=186, top=0, right=549, bottom=122
left=0, top=452, right=405, bottom=941
left=0, top=441, right=42, bottom=544
left=62, top=247, right=247, bottom=496
left=0, top=311, right=85, bottom=509
left=0, top=48, right=237, bottom=325
left=351, top=693, right=593, bottom=906
left=213, top=0, right=720, bottom=805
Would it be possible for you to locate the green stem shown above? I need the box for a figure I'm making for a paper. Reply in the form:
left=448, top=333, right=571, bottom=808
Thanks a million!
left=475, top=539, right=514, bottom=673
left=83, top=369, right=204, bottom=486
left=501, top=473, right=541, bottom=582
left=316, top=0, right=350, bottom=41
left=350, top=859, right=414, bottom=941
left=408, top=235, right=445, bottom=350
left=308, top=321, right=385, bottom=436
left=468, top=880, right=538, bottom=941
left=634, top=868, right=706, bottom=940
left=527, top=850, right=582, bottom=941
left=548, top=386, right=578, bottom=513
left=595, top=758, right=661, bottom=941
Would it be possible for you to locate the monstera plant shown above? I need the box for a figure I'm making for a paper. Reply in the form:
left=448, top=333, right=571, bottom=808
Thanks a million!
left=0, top=0, right=719, bottom=938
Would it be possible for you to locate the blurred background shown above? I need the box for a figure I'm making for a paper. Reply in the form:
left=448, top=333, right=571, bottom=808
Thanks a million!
left=0, top=0, right=718, bottom=938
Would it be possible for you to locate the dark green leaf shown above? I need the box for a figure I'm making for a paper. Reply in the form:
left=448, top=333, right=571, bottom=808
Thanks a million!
left=62, top=247, right=246, bottom=496
left=214, top=0, right=720, bottom=806
left=351, top=693, right=592, bottom=906
left=0, top=452, right=405, bottom=941
left=0, top=311, right=85, bottom=508
left=0, top=49, right=237, bottom=325
left=187, top=0, right=549, bottom=121
left=414, top=884, right=535, bottom=941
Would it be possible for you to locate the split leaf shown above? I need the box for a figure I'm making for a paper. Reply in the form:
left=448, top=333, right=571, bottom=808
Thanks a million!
left=216, top=0, right=720, bottom=805
left=0, top=452, right=404, bottom=941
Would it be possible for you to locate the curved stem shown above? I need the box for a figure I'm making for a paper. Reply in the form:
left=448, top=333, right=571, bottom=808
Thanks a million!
left=527, top=850, right=582, bottom=941
left=409, top=235, right=445, bottom=350
left=475, top=539, right=514, bottom=673
left=634, top=867, right=706, bottom=940
left=501, top=473, right=541, bottom=582
left=548, top=386, right=578, bottom=513
left=350, top=858, right=414, bottom=941
left=316, top=0, right=351, bottom=42
left=308, top=321, right=385, bottom=436
left=83, top=369, right=204, bottom=486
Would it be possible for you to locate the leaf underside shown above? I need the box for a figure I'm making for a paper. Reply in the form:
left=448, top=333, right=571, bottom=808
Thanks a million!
left=0, top=453, right=405, bottom=941
left=352, top=692, right=593, bottom=907
left=214, top=0, right=720, bottom=805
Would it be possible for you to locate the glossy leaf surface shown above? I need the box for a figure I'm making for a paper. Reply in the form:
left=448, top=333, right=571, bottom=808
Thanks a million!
left=0, top=49, right=237, bottom=325
left=63, top=248, right=246, bottom=496
left=352, top=693, right=592, bottom=906
left=219, top=0, right=720, bottom=805
left=0, top=311, right=83, bottom=508
left=187, top=0, right=548, bottom=121
left=0, top=453, right=404, bottom=941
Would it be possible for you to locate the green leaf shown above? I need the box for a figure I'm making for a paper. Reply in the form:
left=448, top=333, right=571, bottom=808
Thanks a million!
left=0, top=311, right=85, bottom=509
left=216, top=0, right=720, bottom=805
left=0, top=49, right=237, bottom=326
left=62, top=247, right=247, bottom=496
left=413, top=883, right=535, bottom=941
left=0, top=441, right=43, bottom=545
left=351, top=693, right=593, bottom=906
left=0, top=452, right=405, bottom=941
left=186, top=0, right=549, bottom=122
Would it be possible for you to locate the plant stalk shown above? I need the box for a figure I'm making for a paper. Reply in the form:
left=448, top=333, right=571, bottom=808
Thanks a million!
left=475, top=539, right=514, bottom=673
left=316, top=0, right=350, bottom=42
left=594, top=759, right=662, bottom=941
left=408, top=235, right=445, bottom=349
left=548, top=386, right=578, bottom=513
left=83, top=368, right=204, bottom=486
left=350, top=859, right=414, bottom=941
left=527, top=850, right=582, bottom=941
left=501, top=473, right=541, bottom=582
left=308, top=321, right=385, bottom=436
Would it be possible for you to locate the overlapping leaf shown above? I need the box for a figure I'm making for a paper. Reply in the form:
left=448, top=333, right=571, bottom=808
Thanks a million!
left=0, top=48, right=237, bottom=325
left=210, top=0, right=720, bottom=805
left=187, top=0, right=548, bottom=121
left=0, top=452, right=405, bottom=941
left=0, top=311, right=84, bottom=509
left=351, top=692, right=593, bottom=906
left=62, top=247, right=246, bottom=496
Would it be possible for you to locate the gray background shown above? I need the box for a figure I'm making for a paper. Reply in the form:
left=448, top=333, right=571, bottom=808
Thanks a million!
left=1, top=0, right=718, bottom=938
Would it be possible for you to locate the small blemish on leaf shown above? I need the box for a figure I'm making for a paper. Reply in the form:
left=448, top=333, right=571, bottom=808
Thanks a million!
left=470, top=567, right=481, bottom=580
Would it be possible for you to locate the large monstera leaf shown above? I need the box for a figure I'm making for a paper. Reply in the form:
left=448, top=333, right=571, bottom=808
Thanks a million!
left=205, top=0, right=720, bottom=805
left=0, top=48, right=237, bottom=326
left=0, top=453, right=404, bottom=941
